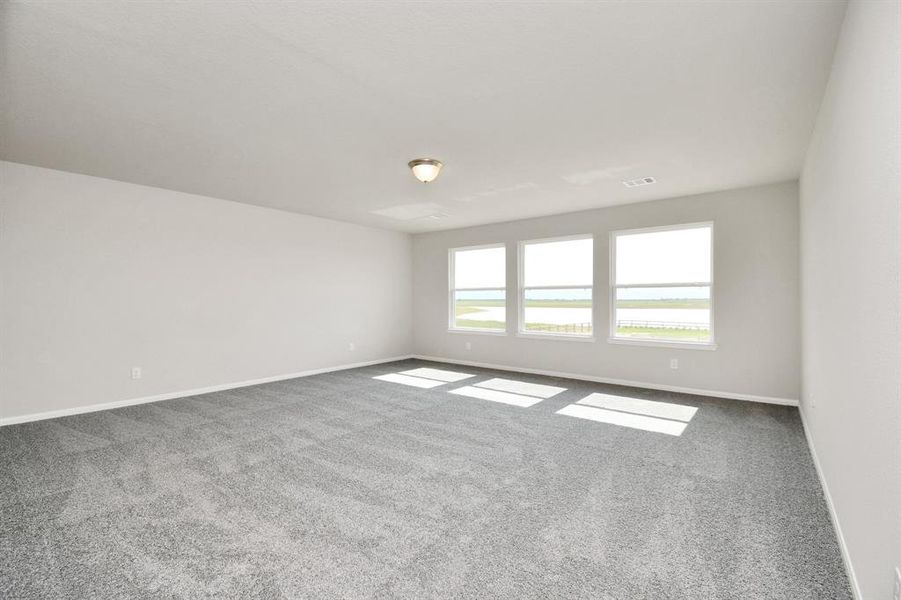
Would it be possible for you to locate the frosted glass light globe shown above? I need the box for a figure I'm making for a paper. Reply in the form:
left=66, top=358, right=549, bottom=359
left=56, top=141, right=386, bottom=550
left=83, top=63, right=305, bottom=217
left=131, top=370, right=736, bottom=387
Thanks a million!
left=408, top=159, right=443, bottom=183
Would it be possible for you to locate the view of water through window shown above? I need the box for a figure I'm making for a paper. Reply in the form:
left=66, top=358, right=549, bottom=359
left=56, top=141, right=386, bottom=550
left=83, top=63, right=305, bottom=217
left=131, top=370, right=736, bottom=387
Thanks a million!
left=613, top=225, right=713, bottom=343
left=454, top=290, right=506, bottom=330
left=523, top=288, right=592, bottom=335
left=614, top=286, right=710, bottom=341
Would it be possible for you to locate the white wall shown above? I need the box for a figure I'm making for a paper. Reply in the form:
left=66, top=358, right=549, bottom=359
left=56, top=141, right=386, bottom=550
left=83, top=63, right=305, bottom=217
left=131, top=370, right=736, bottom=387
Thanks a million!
left=799, top=0, right=901, bottom=598
left=0, top=161, right=412, bottom=421
left=412, top=181, right=800, bottom=402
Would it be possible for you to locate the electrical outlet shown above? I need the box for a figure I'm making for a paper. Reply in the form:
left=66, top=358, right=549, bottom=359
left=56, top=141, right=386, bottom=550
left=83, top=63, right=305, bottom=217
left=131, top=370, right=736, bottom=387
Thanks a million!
left=348, top=342, right=355, bottom=351
left=670, top=358, right=679, bottom=370
left=131, top=367, right=142, bottom=380
left=892, top=567, right=900, bottom=600
left=465, top=341, right=472, bottom=351
left=809, top=393, right=816, bottom=408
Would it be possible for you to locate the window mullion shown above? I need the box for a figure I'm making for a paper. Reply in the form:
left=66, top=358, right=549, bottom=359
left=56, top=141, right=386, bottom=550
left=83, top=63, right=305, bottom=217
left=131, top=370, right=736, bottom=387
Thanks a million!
left=613, top=282, right=710, bottom=289
left=522, top=285, right=590, bottom=291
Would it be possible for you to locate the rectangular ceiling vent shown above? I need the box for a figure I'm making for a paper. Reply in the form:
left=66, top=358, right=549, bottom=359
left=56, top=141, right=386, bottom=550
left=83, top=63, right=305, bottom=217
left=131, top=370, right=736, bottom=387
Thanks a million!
left=622, top=177, right=656, bottom=188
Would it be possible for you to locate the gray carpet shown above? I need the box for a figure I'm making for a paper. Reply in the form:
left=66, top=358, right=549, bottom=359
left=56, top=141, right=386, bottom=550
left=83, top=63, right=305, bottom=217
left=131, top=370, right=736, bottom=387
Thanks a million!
left=1, top=359, right=851, bottom=599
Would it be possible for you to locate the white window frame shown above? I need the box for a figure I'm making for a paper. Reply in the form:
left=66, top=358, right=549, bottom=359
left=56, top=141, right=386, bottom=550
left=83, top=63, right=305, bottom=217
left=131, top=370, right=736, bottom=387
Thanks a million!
left=448, top=243, right=508, bottom=335
left=517, top=234, right=595, bottom=341
left=609, top=222, right=716, bottom=351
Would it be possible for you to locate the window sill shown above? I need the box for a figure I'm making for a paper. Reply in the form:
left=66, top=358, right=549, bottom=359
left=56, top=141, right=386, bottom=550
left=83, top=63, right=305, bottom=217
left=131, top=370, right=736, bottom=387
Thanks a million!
left=607, top=337, right=718, bottom=351
left=517, top=332, right=595, bottom=343
left=447, top=328, right=508, bottom=336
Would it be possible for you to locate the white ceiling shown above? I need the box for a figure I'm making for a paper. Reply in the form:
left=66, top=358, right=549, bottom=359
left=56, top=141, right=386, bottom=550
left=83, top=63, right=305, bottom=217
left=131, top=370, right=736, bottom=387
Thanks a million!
left=0, top=1, right=846, bottom=233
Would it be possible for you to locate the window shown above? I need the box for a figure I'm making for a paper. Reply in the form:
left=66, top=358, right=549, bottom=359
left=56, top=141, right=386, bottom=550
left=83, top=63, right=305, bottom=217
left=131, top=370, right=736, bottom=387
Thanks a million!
left=519, top=236, right=593, bottom=337
left=449, top=244, right=506, bottom=332
left=610, top=223, right=713, bottom=346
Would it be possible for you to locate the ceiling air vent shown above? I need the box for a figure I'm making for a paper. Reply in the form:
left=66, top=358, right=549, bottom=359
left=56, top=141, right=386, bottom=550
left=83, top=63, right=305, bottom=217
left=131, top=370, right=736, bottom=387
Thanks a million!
left=622, top=177, right=656, bottom=188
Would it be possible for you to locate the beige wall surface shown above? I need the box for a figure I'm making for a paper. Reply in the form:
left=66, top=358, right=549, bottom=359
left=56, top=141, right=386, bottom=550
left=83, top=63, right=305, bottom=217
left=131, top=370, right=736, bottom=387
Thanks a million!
left=412, top=181, right=801, bottom=402
left=0, top=161, right=413, bottom=420
left=799, top=0, right=901, bottom=598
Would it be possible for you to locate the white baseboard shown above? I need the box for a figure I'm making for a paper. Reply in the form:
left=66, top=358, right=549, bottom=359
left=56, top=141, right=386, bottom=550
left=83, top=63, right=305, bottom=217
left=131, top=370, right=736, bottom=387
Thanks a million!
left=2, top=352, right=798, bottom=425
left=798, top=407, right=862, bottom=600
left=0, top=355, right=414, bottom=426
left=412, top=354, right=799, bottom=406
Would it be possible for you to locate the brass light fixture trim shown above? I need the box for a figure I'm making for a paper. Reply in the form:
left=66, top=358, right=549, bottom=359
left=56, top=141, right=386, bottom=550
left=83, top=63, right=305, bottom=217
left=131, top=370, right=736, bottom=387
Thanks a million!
left=408, top=158, right=443, bottom=183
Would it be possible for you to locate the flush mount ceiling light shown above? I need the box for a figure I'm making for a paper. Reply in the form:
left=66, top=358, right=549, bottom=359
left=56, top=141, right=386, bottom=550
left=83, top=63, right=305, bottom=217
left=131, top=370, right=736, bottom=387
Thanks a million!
left=408, top=158, right=443, bottom=183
